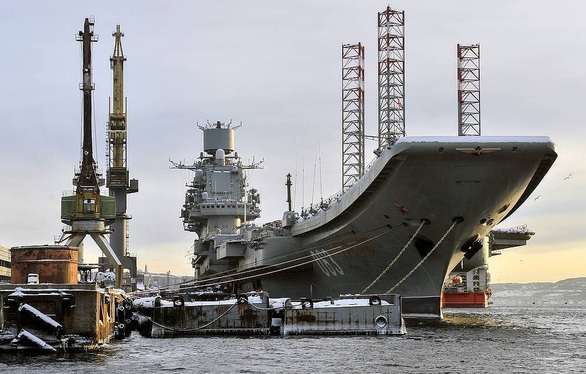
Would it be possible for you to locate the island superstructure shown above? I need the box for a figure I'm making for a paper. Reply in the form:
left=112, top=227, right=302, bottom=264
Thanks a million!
left=171, top=121, right=261, bottom=278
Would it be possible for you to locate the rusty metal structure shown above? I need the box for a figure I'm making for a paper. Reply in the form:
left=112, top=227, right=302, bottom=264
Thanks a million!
left=59, top=18, right=123, bottom=288
left=105, top=24, right=139, bottom=289
left=283, top=295, right=405, bottom=335
left=341, top=43, right=366, bottom=191
left=10, top=246, right=79, bottom=284
left=0, top=283, right=132, bottom=351
left=457, top=44, right=481, bottom=136
left=132, top=292, right=405, bottom=337
left=377, top=6, right=405, bottom=150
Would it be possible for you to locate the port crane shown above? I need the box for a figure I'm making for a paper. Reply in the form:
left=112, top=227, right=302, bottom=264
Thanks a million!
left=105, top=24, right=139, bottom=289
left=59, top=18, right=123, bottom=288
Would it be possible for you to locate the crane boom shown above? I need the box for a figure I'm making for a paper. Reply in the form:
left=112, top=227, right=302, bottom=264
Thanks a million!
left=108, top=25, right=128, bottom=176
left=111, top=25, right=126, bottom=120
left=75, top=18, right=99, bottom=193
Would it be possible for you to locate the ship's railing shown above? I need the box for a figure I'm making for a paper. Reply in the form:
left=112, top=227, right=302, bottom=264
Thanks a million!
left=200, top=198, right=246, bottom=204
left=297, top=153, right=383, bottom=221
left=191, top=199, right=261, bottom=218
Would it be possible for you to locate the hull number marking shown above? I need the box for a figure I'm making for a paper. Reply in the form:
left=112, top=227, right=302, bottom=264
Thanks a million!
left=310, top=249, right=344, bottom=277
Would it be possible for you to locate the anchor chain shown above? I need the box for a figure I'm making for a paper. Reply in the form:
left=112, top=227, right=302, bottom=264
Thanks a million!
left=386, top=219, right=459, bottom=293
left=361, top=220, right=427, bottom=294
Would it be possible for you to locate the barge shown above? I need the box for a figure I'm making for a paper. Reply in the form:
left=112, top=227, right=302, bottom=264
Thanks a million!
left=132, top=292, right=406, bottom=337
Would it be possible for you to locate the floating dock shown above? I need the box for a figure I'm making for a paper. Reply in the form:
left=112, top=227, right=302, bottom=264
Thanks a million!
left=132, top=292, right=406, bottom=337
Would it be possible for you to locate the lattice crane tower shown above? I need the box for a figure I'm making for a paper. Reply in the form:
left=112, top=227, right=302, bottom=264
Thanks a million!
left=106, top=24, right=139, bottom=288
left=59, top=18, right=123, bottom=288
left=457, top=44, right=481, bottom=136
left=341, top=43, right=365, bottom=191
left=377, top=6, right=405, bottom=150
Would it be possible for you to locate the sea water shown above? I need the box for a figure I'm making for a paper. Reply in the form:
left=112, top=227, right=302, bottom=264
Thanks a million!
left=1, top=289, right=585, bottom=373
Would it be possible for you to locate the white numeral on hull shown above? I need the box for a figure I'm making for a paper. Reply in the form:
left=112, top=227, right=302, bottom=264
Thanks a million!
left=310, top=249, right=344, bottom=277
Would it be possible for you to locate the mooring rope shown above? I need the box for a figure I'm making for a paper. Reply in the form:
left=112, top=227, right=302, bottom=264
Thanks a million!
left=361, top=220, right=427, bottom=294
left=136, top=220, right=460, bottom=334
left=143, top=298, right=241, bottom=332
left=386, top=220, right=459, bottom=293
left=141, top=295, right=282, bottom=332
left=190, top=226, right=394, bottom=289
left=245, top=300, right=280, bottom=312
left=131, top=225, right=394, bottom=296
left=144, top=225, right=396, bottom=295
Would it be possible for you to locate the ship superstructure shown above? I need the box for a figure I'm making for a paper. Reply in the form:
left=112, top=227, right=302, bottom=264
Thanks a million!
left=171, top=121, right=261, bottom=278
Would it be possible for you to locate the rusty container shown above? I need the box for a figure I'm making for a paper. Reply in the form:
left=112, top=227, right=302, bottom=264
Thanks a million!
left=10, top=245, right=78, bottom=284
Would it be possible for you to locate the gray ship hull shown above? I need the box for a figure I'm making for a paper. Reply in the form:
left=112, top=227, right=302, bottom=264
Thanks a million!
left=180, top=133, right=556, bottom=319
left=235, top=136, right=556, bottom=317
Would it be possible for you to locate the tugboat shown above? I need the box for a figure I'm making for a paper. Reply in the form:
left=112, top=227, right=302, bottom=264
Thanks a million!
left=442, top=225, right=536, bottom=308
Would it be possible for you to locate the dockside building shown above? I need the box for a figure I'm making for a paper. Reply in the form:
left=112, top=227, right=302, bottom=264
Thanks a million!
left=0, top=244, right=10, bottom=283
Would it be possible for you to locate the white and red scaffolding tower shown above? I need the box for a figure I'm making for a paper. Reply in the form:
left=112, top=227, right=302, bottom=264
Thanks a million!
left=457, top=44, right=481, bottom=136
left=341, top=43, right=365, bottom=191
left=377, top=6, right=405, bottom=150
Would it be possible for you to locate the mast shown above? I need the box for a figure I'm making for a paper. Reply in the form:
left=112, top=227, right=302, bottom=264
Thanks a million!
left=286, top=173, right=292, bottom=212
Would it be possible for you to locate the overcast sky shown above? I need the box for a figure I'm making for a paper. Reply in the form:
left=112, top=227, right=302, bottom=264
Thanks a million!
left=1, top=1, right=584, bottom=282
